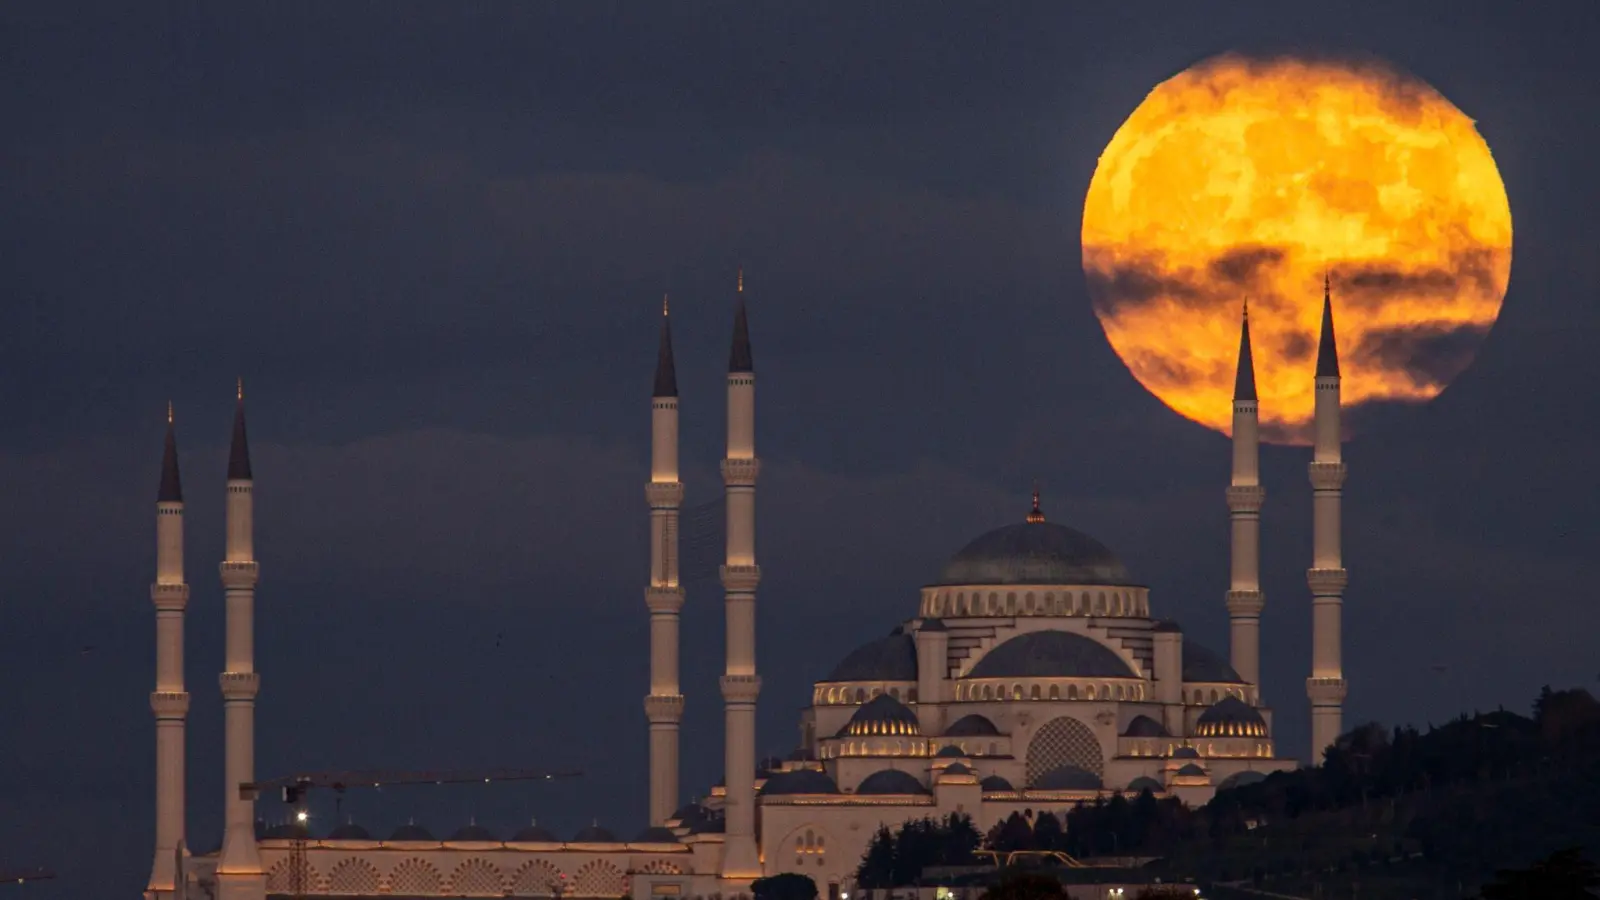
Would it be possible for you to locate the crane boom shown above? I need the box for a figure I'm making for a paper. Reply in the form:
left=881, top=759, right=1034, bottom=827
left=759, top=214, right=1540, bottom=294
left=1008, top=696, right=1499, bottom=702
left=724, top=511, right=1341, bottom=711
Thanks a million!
left=242, top=768, right=581, bottom=800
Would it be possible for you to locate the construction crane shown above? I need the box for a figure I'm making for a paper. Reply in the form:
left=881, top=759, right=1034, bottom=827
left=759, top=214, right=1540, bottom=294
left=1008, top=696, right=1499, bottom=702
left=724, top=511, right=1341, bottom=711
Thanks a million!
left=242, top=768, right=582, bottom=899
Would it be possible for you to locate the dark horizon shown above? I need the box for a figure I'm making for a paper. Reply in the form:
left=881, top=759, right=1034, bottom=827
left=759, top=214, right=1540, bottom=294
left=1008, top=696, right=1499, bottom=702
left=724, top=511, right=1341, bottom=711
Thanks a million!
left=2, top=2, right=1598, bottom=896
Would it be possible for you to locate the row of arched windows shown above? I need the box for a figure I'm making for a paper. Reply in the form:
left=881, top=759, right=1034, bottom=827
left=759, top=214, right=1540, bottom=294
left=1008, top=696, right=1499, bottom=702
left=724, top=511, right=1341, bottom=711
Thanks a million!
left=956, top=680, right=1144, bottom=702
left=924, top=588, right=1148, bottom=619
left=1188, top=687, right=1248, bottom=705
left=815, top=684, right=917, bottom=705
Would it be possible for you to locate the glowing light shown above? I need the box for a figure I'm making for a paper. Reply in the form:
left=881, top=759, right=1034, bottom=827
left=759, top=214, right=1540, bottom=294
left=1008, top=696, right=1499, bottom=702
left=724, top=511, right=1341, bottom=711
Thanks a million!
left=296, top=810, right=308, bottom=823
left=1082, top=54, right=1512, bottom=442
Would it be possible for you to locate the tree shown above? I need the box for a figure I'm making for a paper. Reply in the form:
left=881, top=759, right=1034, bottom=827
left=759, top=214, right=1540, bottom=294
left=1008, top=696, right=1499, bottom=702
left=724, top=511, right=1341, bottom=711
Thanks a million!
left=1480, top=847, right=1600, bottom=900
left=856, top=825, right=895, bottom=889
left=979, top=872, right=1066, bottom=900
left=986, top=812, right=1035, bottom=853
left=1031, top=812, right=1064, bottom=852
left=752, top=874, right=817, bottom=900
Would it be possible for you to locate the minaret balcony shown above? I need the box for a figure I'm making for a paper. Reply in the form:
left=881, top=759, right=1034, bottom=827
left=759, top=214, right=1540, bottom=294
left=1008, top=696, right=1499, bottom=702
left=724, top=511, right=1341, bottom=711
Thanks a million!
left=721, top=458, right=760, bottom=486
left=646, top=482, right=684, bottom=508
left=1306, top=568, right=1348, bottom=595
left=1308, top=461, right=1347, bottom=490
left=150, top=583, right=190, bottom=609
left=720, top=674, right=762, bottom=702
left=219, top=671, right=260, bottom=700
left=150, top=691, right=191, bottom=718
left=1306, top=676, right=1348, bottom=704
left=1226, top=485, right=1265, bottom=512
left=219, top=560, right=259, bottom=588
left=720, top=565, right=761, bottom=592
left=1225, top=589, right=1264, bottom=615
left=644, top=693, right=685, bottom=723
left=645, top=585, right=685, bottom=613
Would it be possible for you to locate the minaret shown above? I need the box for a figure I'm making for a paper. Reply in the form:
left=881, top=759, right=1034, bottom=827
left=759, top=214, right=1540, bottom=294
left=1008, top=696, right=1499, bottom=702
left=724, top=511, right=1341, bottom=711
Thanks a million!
left=1306, top=278, right=1349, bottom=763
left=644, top=295, right=686, bottom=826
left=217, top=381, right=264, bottom=900
left=1226, top=304, right=1265, bottom=693
left=148, top=403, right=190, bottom=899
left=719, top=270, right=762, bottom=882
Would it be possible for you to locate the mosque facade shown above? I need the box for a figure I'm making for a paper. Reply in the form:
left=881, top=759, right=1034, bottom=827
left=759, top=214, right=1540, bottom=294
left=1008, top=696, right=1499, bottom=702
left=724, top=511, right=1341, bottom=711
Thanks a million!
left=147, top=278, right=1350, bottom=900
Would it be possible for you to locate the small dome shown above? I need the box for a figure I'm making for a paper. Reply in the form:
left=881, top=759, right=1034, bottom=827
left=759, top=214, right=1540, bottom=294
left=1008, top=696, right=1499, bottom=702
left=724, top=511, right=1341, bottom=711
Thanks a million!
left=823, top=632, right=918, bottom=682
left=966, top=631, right=1137, bottom=679
left=572, top=824, right=618, bottom=843
left=856, top=769, right=930, bottom=795
left=937, top=520, right=1136, bottom=587
left=940, top=762, right=974, bottom=776
left=1172, top=746, right=1200, bottom=759
left=934, top=744, right=967, bottom=758
left=760, top=769, right=840, bottom=796
left=327, top=822, right=371, bottom=840
left=918, top=618, right=948, bottom=632
left=634, top=826, right=680, bottom=843
left=980, top=775, right=1015, bottom=791
left=511, top=822, right=560, bottom=842
left=388, top=823, right=436, bottom=841
left=838, top=693, right=920, bottom=737
left=1126, top=776, right=1164, bottom=794
left=1176, top=763, right=1207, bottom=777
left=1217, top=770, right=1269, bottom=791
left=1196, top=696, right=1268, bottom=737
left=1183, top=638, right=1244, bottom=683
left=944, top=714, right=1001, bottom=737
left=450, top=823, right=497, bottom=842
left=1031, top=765, right=1104, bottom=791
left=1122, top=715, right=1168, bottom=737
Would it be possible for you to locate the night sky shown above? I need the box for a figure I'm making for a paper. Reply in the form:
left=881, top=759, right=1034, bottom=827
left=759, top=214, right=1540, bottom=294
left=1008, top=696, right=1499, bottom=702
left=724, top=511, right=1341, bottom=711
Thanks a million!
left=3, top=3, right=1598, bottom=895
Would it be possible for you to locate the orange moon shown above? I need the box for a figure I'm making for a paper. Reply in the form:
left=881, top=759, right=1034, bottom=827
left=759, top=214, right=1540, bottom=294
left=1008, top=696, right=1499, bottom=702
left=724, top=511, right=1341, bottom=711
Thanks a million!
left=1082, top=54, right=1512, bottom=442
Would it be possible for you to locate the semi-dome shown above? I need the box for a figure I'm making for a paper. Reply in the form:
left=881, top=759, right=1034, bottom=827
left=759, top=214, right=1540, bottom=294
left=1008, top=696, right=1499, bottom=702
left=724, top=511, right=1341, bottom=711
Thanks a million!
left=450, top=823, right=497, bottom=841
left=856, top=769, right=930, bottom=795
left=823, top=632, right=918, bottom=682
left=1126, top=776, right=1164, bottom=794
left=760, top=769, right=840, bottom=796
left=1122, top=715, right=1169, bottom=737
left=838, top=693, right=920, bottom=737
left=388, top=823, right=435, bottom=841
left=634, top=826, right=680, bottom=843
left=1196, top=696, right=1268, bottom=737
left=1032, top=765, right=1104, bottom=791
left=934, top=744, right=968, bottom=758
left=944, top=714, right=1001, bottom=737
left=327, top=822, right=371, bottom=840
left=936, top=519, right=1136, bottom=587
left=1176, top=763, right=1208, bottom=777
left=979, top=774, right=1015, bottom=791
left=1182, top=638, right=1245, bottom=683
left=511, top=821, right=560, bottom=842
left=572, top=824, right=618, bottom=843
left=1172, top=746, right=1200, bottom=759
left=966, top=631, right=1138, bottom=679
left=939, top=762, right=974, bottom=776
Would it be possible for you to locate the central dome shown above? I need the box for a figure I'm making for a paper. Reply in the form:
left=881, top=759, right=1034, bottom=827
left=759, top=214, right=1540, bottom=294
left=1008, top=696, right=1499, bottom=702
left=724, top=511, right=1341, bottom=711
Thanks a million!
left=937, top=520, right=1135, bottom=586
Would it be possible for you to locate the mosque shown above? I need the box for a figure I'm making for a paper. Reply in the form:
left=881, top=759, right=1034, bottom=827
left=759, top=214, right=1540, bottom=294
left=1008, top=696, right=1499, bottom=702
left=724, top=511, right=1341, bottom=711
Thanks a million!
left=145, top=277, right=1351, bottom=900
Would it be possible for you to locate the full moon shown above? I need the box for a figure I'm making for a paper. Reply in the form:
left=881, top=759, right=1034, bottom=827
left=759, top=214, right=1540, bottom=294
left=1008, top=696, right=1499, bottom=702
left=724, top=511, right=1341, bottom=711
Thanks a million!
left=1082, top=54, right=1512, bottom=442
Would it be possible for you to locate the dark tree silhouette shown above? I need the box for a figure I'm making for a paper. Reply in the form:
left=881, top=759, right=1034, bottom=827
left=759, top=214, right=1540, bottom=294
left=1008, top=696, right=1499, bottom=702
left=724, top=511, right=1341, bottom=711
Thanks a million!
left=854, top=814, right=983, bottom=888
left=1480, top=847, right=1599, bottom=900
left=752, top=873, right=818, bottom=900
left=978, top=872, right=1067, bottom=900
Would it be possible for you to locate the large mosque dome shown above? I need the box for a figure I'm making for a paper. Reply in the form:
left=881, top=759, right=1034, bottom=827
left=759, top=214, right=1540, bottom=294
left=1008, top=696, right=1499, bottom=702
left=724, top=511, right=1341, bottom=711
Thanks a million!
left=936, top=519, right=1136, bottom=587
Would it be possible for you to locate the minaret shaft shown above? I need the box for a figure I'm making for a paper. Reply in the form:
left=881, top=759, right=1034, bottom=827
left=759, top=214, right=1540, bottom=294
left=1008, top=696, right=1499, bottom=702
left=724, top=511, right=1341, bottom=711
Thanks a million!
left=1227, top=310, right=1265, bottom=691
left=149, top=415, right=190, bottom=898
left=644, top=306, right=685, bottom=827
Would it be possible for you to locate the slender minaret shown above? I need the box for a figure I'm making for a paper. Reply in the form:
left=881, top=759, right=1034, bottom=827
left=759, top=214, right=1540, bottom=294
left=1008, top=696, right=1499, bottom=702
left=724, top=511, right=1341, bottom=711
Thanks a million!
left=1306, top=278, right=1349, bottom=763
left=216, top=381, right=264, bottom=900
left=644, top=295, right=686, bottom=826
left=148, top=403, right=190, bottom=899
left=719, top=270, right=762, bottom=882
left=1226, top=304, right=1265, bottom=693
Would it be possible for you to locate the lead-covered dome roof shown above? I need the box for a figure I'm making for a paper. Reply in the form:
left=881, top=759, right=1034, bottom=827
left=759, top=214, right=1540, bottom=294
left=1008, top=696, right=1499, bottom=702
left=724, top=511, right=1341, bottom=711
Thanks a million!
left=936, top=520, right=1136, bottom=587
left=856, top=769, right=930, bottom=795
left=966, top=631, right=1138, bottom=679
left=1196, top=696, right=1268, bottom=736
left=838, top=693, right=920, bottom=737
left=823, top=632, right=917, bottom=682
left=1182, top=638, right=1245, bottom=683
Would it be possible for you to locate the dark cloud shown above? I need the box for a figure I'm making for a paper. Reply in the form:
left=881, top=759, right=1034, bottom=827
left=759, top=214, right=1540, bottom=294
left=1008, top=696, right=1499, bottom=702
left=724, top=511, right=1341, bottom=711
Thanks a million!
left=1334, top=247, right=1508, bottom=314
left=1353, top=321, right=1494, bottom=390
left=1209, top=245, right=1287, bottom=287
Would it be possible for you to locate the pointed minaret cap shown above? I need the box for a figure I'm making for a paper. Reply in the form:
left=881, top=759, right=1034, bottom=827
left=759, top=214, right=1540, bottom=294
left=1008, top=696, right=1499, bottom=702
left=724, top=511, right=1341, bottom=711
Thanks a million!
left=228, top=378, right=253, bottom=480
left=1316, top=274, right=1340, bottom=379
left=728, top=268, right=753, bottom=373
left=159, top=402, right=183, bottom=503
left=653, top=294, right=678, bottom=398
left=1234, top=300, right=1257, bottom=402
left=1025, top=481, right=1046, bottom=524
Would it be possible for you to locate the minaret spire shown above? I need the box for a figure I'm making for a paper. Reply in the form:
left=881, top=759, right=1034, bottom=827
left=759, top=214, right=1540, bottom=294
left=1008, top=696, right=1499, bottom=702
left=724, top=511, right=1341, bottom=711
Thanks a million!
left=1307, top=278, right=1349, bottom=764
left=1227, top=301, right=1265, bottom=693
left=1026, top=482, right=1045, bottom=524
left=719, top=269, right=762, bottom=883
left=645, top=296, right=686, bottom=825
left=148, top=404, right=191, bottom=898
left=217, top=383, right=264, bottom=900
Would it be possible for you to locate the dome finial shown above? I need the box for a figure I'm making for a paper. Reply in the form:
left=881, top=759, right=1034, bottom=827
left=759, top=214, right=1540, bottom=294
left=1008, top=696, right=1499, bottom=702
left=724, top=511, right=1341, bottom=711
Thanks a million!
left=662, top=292, right=669, bottom=316
left=1026, top=481, right=1045, bottom=524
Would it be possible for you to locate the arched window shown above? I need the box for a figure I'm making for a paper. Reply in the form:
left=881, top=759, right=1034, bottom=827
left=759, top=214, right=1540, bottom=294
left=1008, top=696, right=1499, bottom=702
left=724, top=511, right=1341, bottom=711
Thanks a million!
left=1096, top=592, right=1106, bottom=615
left=1115, top=684, right=1125, bottom=700
left=1006, top=592, right=1017, bottom=614
left=855, top=688, right=866, bottom=703
left=889, top=687, right=899, bottom=700
left=1030, top=684, right=1041, bottom=700
left=1049, top=685, right=1060, bottom=700
left=1068, top=684, right=1079, bottom=700
left=1209, top=689, right=1219, bottom=704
